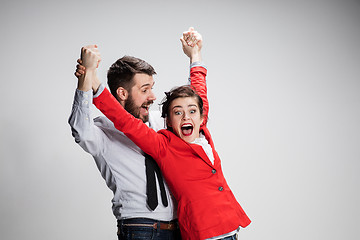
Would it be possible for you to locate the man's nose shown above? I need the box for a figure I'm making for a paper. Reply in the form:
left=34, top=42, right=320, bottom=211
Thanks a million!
left=148, top=89, right=156, bottom=101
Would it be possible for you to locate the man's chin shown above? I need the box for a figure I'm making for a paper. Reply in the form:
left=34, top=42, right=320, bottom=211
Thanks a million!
left=139, top=114, right=149, bottom=123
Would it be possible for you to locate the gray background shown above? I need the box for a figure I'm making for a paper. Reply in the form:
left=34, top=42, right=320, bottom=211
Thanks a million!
left=1, top=0, right=359, bottom=239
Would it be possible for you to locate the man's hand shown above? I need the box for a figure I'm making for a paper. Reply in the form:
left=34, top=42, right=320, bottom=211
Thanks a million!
left=180, top=27, right=202, bottom=63
left=76, top=45, right=101, bottom=93
left=74, top=59, right=85, bottom=79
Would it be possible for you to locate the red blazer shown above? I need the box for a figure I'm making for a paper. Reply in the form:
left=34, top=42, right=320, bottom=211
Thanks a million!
left=94, top=67, right=251, bottom=240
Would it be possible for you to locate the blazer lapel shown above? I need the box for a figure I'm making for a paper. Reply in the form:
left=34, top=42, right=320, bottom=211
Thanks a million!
left=202, top=126, right=221, bottom=167
left=189, top=143, right=214, bottom=167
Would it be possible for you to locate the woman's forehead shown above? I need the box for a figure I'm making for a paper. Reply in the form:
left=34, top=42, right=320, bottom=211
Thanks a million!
left=170, top=97, right=198, bottom=106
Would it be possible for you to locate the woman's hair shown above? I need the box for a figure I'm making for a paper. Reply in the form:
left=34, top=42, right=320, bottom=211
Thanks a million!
left=107, top=56, right=156, bottom=99
left=160, top=85, right=204, bottom=119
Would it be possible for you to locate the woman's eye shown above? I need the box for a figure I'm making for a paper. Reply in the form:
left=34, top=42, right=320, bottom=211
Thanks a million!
left=190, top=110, right=196, bottom=114
left=175, top=111, right=182, bottom=115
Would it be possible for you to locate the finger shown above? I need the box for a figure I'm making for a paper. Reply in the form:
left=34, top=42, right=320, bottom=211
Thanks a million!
left=192, top=33, right=202, bottom=47
left=185, top=33, right=193, bottom=44
left=76, top=64, right=85, bottom=70
left=77, top=59, right=82, bottom=64
left=84, top=44, right=97, bottom=49
left=76, top=68, right=85, bottom=74
left=81, top=45, right=97, bottom=56
left=183, top=32, right=190, bottom=42
left=187, top=34, right=196, bottom=46
left=188, top=27, right=195, bottom=32
left=75, top=66, right=85, bottom=73
left=192, top=32, right=200, bottom=40
left=180, top=37, right=187, bottom=46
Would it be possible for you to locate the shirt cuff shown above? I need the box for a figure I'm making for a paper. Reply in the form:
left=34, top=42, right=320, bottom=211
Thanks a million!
left=74, top=88, right=93, bottom=108
left=188, top=62, right=206, bottom=84
left=190, top=61, right=206, bottom=70
left=93, top=83, right=105, bottom=98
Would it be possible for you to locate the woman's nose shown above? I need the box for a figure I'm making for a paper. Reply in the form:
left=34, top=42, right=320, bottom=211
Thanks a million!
left=182, top=113, right=190, bottom=120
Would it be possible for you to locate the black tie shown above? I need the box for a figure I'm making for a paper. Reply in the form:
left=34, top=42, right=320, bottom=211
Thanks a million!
left=145, top=154, right=169, bottom=210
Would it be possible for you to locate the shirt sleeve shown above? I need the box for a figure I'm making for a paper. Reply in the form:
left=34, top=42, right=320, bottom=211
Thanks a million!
left=68, top=88, right=106, bottom=156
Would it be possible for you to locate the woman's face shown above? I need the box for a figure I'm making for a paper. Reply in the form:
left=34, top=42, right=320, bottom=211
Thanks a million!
left=167, top=97, right=203, bottom=143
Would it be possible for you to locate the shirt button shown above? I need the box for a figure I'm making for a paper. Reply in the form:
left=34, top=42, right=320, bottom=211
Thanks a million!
left=218, top=186, right=223, bottom=191
left=212, top=169, right=216, bottom=174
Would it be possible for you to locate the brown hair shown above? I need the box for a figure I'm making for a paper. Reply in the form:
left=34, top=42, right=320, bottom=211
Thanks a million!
left=107, top=56, right=156, bottom=100
left=160, top=85, right=203, bottom=119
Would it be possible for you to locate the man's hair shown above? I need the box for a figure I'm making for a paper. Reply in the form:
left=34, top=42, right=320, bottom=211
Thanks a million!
left=161, top=85, right=204, bottom=119
left=107, top=56, right=156, bottom=100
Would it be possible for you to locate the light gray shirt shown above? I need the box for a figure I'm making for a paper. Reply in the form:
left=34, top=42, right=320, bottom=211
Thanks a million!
left=68, top=84, right=177, bottom=221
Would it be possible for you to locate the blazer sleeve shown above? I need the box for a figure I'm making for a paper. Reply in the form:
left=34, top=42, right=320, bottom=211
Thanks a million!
left=93, top=88, right=167, bottom=159
left=190, top=66, right=208, bottom=126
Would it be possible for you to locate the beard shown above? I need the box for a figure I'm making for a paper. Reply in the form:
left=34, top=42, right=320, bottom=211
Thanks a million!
left=124, top=93, right=152, bottom=123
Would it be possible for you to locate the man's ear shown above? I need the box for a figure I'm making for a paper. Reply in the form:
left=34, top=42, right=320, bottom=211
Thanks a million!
left=116, top=87, right=128, bottom=101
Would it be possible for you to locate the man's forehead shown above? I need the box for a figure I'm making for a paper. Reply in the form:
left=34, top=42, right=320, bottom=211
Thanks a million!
left=132, top=73, right=155, bottom=87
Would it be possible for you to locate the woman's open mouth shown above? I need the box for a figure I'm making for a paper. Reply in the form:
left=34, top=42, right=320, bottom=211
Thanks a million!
left=181, top=123, right=193, bottom=136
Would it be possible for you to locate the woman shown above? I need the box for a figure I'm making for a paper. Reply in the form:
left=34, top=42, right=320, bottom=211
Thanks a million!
left=83, top=31, right=251, bottom=240
left=93, top=76, right=251, bottom=240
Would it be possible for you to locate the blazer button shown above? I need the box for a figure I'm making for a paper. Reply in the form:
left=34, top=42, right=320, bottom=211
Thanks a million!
left=218, top=186, right=223, bottom=191
left=212, top=169, right=216, bottom=174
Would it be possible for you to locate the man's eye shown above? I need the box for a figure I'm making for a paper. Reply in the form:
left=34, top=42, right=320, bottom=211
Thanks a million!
left=142, top=89, right=148, bottom=93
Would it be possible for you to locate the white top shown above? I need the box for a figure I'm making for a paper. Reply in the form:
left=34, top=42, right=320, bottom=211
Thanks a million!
left=192, top=133, right=215, bottom=164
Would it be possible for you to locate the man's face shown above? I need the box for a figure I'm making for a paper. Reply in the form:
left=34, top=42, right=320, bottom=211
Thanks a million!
left=124, top=73, right=156, bottom=123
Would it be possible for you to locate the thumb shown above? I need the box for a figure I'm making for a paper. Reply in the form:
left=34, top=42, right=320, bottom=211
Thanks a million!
left=180, top=37, right=186, bottom=45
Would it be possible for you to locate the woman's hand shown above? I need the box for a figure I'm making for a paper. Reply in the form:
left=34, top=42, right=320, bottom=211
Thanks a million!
left=80, top=45, right=101, bottom=70
left=180, top=27, right=202, bottom=63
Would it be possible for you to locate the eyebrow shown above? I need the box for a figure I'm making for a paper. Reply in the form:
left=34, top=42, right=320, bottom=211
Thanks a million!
left=140, top=82, right=155, bottom=88
left=188, top=104, right=198, bottom=108
left=172, top=104, right=198, bottom=110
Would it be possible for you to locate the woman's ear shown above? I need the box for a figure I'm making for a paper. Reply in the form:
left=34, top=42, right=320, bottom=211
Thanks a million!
left=166, top=117, right=172, bottom=128
left=116, top=87, right=128, bottom=101
left=200, top=116, right=205, bottom=125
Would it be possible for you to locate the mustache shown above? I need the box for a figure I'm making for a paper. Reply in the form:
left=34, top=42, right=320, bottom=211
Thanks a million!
left=142, top=100, right=154, bottom=106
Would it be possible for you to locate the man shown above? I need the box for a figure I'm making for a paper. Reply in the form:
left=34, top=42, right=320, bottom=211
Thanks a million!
left=69, top=28, right=204, bottom=239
